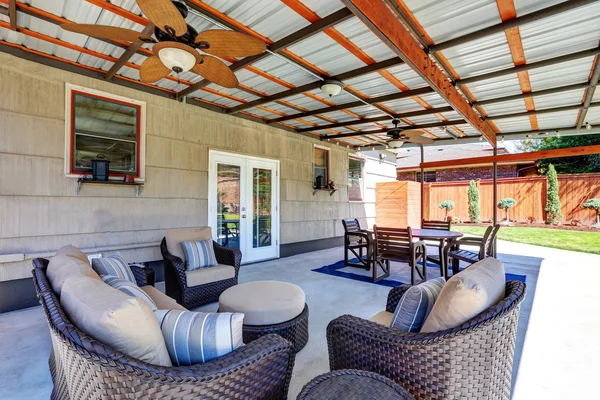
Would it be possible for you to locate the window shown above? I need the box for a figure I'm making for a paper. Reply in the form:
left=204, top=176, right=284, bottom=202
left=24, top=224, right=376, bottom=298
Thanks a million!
left=313, top=147, right=329, bottom=188
left=416, top=171, right=437, bottom=182
left=65, top=84, right=146, bottom=180
left=348, top=156, right=364, bottom=201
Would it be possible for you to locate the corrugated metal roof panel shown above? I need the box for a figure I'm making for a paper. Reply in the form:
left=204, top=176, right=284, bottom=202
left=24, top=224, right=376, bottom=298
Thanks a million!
left=378, top=98, right=425, bottom=114
left=333, top=17, right=394, bottom=63
left=491, top=116, right=532, bottom=132
left=402, top=0, right=500, bottom=44
left=344, top=73, right=403, bottom=98
left=534, top=88, right=586, bottom=110
left=483, top=99, right=528, bottom=116
left=201, top=0, right=309, bottom=41
left=300, top=0, right=346, bottom=17
left=528, top=57, right=595, bottom=91
left=464, top=75, right=522, bottom=101
left=251, top=54, right=317, bottom=87
left=286, top=32, right=365, bottom=76
left=536, top=109, right=579, bottom=130
left=520, top=2, right=600, bottom=64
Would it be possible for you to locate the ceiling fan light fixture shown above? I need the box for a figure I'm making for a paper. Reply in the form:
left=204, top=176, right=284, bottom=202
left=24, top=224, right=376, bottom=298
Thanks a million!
left=388, top=139, right=405, bottom=149
left=319, top=79, right=344, bottom=97
left=158, top=47, right=197, bottom=73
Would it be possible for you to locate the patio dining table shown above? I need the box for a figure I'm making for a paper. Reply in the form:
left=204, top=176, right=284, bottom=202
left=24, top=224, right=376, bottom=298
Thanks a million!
left=411, top=228, right=463, bottom=279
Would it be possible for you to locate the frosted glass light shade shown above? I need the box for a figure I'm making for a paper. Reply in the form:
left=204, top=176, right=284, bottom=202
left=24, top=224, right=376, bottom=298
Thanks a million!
left=158, top=47, right=197, bottom=72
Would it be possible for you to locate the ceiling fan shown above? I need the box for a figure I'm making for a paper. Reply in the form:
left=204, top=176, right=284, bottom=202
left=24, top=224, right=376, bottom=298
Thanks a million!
left=61, top=0, right=266, bottom=88
left=385, top=119, right=435, bottom=148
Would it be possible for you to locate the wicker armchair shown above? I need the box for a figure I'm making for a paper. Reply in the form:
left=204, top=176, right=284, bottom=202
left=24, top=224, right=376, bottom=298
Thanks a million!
left=32, top=258, right=295, bottom=400
left=161, top=237, right=242, bottom=309
left=327, top=280, right=526, bottom=400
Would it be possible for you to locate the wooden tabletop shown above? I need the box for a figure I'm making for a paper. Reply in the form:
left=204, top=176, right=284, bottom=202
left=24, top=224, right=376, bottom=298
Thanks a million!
left=411, top=229, right=463, bottom=240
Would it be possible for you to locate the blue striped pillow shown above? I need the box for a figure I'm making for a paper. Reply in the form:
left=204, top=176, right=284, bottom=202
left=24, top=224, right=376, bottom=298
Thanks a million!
left=102, top=276, right=157, bottom=311
left=390, top=277, right=445, bottom=332
left=91, top=254, right=136, bottom=284
left=154, top=310, right=244, bottom=366
left=181, top=240, right=217, bottom=271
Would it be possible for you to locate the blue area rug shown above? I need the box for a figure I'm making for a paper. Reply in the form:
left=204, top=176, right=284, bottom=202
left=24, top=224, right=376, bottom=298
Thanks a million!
left=312, top=258, right=526, bottom=288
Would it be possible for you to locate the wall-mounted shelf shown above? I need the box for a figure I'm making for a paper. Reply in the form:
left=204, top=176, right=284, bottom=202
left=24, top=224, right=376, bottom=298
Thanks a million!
left=312, top=188, right=337, bottom=196
left=77, top=178, right=144, bottom=197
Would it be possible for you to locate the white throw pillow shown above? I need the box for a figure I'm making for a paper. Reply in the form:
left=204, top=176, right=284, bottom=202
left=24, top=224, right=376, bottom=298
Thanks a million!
left=421, top=258, right=506, bottom=333
left=60, top=276, right=172, bottom=366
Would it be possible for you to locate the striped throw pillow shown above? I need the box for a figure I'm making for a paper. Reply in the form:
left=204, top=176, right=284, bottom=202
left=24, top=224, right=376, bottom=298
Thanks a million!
left=181, top=239, right=217, bottom=271
left=154, top=310, right=244, bottom=366
left=91, top=254, right=136, bottom=284
left=102, top=276, right=157, bottom=311
left=390, top=277, right=445, bottom=332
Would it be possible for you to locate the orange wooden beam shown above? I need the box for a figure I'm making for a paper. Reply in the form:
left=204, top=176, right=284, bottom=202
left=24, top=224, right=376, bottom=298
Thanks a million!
left=343, top=0, right=496, bottom=146
left=420, top=144, right=600, bottom=169
left=8, top=0, right=15, bottom=30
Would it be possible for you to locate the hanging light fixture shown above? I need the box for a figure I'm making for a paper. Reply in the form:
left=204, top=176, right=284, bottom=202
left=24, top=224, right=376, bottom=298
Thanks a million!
left=586, top=122, right=592, bottom=130
left=319, top=79, right=344, bottom=97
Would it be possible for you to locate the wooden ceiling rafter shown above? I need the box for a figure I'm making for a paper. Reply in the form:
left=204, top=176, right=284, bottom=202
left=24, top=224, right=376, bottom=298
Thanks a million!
left=497, top=0, right=539, bottom=131
left=8, top=0, right=15, bottom=30
left=342, top=0, right=496, bottom=145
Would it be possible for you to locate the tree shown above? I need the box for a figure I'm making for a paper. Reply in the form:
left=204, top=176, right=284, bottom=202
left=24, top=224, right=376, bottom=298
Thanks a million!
left=439, top=200, right=455, bottom=219
left=583, top=199, right=600, bottom=225
left=517, top=133, right=600, bottom=174
left=497, top=198, right=516, bottom=222
left=545, top=164, right=563, bottom=224
left=468, top=180, right=481, bottom=223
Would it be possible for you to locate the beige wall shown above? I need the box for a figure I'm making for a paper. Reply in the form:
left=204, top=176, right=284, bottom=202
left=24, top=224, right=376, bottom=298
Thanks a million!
left=0, top=53, right=394, bottom=281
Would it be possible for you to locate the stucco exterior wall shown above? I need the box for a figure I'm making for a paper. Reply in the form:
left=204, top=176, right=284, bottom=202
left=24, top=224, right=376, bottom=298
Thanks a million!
left=0, top=53, right=396, bottom=282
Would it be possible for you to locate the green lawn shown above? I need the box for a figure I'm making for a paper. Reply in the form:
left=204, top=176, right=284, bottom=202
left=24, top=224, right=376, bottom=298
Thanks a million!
left=452, top=225, right=600, bottom=255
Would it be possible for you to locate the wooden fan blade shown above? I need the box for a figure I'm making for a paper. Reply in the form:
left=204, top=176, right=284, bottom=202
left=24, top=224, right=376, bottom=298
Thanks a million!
left=137, top=0, right=187, bottom=36
left=407, top=135, right=435, bottom=144
left=193, top=55, right=239, bottom=88
left=140, top=56, right=170, bottom=83
left=402, top=130, right=426, bottom=137
left=61, top=24, right=153, bottom=42
left=195, top=30, right=266, bottom=58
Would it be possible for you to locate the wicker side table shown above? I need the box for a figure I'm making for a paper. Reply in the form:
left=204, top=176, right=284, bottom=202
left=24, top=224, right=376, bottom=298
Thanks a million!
left=298, top=369, right=414, bottom=400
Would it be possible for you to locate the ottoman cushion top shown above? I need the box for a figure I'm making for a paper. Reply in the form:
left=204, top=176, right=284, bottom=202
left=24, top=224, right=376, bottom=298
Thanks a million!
left=219, top=280, right=305, bottom=326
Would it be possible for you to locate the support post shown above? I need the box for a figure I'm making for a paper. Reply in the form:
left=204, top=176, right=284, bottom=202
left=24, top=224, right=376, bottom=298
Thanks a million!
left=420, top=144, right=425, bottom=226
left=492, top=147, right=498, bottom=257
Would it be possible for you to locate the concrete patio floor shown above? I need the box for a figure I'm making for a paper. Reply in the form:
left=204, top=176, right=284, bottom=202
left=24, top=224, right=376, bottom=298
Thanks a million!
left=0, top=240, right=598, bottom=399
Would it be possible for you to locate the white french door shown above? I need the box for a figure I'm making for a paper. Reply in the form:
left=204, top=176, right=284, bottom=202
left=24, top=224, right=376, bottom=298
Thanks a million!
left=208, top=151, right=280, bottom=263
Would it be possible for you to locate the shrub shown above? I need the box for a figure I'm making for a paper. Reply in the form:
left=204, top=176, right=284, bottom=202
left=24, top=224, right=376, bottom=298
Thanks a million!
left=526, top=216, right=536, bottom=224
left=545, top=164, right=563, bottom=224
left=582, top=198, right=600, bottom=225
left=570, top=219, right=582, bottom=227
left=451, top=216, right=462, bottom=224
left=439, top=200, right=455, bottom=219
left=497, top=198, right=516, bottom=223
left=468, top=180, right=481, bottom=223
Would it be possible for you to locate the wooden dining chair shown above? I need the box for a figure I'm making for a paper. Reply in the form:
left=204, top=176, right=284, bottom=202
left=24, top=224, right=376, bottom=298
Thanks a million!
left=342, top=219, right=371, bottom=270
left=444, top=224, right=500, bottom=275
left=422, top=219, right=451, bottom=230
left=421, top=219, right=452, bottom=278
left=372, top=225, right=427, bottom=284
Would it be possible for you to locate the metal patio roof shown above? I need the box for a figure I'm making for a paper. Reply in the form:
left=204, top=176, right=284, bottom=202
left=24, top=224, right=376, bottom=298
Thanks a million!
left=1, top=0, right=599, bottom=148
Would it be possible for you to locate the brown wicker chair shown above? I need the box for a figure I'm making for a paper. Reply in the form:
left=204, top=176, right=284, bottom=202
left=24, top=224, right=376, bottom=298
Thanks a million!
left=32, top=258, right=295, bottom=400
left=372, top=226, right=426, bottom=284
left=444, top=224, right=500, bottom=276
left=161, top=237, right=242, bottom=309
left=327, top=279, right=526, bottom=400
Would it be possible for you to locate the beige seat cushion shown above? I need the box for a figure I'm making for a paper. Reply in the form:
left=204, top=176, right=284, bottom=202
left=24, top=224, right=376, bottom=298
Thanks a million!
left=421, top=258, right=506, bottom=333
left=47, top=254, right=100, bottom=296
left=55, top=244, right=89, bottom=263
left=185, top=264, right=235, bottom=287
left=369, top=311, right=394, bottom=326
left=141, top=286, right=187, bottom=311
left=60, top=277, right=172, bottom=367
left=219, top=280, right=305, bottom=326
left=164, top=227, right=212, bottom=262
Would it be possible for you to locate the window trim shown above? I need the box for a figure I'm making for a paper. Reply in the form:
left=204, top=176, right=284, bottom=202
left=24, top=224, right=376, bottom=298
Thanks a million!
left=64, top=83, right=146, bottom=182
left=313, top=144, right=330, bottom=186
left=348, top=154, right=365, bottom=202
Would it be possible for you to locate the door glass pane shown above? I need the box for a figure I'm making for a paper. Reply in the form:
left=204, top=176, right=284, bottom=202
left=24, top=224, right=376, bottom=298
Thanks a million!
left=253, top=168, right=272, bottom=248
left=217, top=164, right=241, bottom=249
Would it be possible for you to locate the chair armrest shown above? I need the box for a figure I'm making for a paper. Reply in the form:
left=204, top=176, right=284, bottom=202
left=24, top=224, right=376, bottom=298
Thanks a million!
left=386, top=284, right=411, bottom=312
left=213, top=241, right=242, bottom=277
left=160, top=238, right=188, bottom=289
left=130, top=265, right=155, bottom=287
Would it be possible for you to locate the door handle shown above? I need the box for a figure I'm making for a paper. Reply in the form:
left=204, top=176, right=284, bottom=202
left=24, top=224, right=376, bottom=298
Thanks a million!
left=242, top=215, right=246, bottom=218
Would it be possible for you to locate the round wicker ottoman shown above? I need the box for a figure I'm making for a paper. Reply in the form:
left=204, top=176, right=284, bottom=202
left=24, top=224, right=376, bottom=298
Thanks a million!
left=298, top=370, right=414, bottom=400
left=219, top=280, right=309, bottom=353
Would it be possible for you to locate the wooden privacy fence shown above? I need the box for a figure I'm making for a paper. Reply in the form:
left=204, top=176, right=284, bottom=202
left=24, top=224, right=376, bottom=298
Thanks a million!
left=423, top=173, right=600, bottom=224
left=376, top=174, right=600, bottom=227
